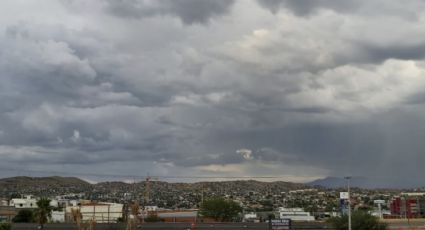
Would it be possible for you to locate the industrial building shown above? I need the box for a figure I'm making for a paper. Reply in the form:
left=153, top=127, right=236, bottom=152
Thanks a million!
left=65, top=202, right=124, bottom=223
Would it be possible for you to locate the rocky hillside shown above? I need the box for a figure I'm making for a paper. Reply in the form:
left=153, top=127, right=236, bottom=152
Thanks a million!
left=0, top=176, right=91, bottom=197
left=0, top=176, right=309, bottom=204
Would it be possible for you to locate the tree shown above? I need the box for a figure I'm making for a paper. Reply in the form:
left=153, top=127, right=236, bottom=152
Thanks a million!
left=0, top=223, right=11, bottom=230
left=327, top=211, right=387, bottom=230
left=144, top=213, right=163, bottom=222
left=12, top=209, right=33, bottom=223
left=33, top=198, right=52, bottom=229
left=71, top=208, right=83, bottom=230
left=126, top=202, right=140, bottom=230
left=200, top=198, right=242, bottom=222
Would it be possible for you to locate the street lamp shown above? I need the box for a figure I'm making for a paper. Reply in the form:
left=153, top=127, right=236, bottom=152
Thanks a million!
left=344, top=176, right=352, bottom=230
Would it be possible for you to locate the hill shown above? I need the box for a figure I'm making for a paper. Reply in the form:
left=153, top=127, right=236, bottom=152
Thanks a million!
left=306, top=176, right=392, bottom=189
left=0, top=176, right=309, bottom=202
left=0, top=176, right=91, bottom=197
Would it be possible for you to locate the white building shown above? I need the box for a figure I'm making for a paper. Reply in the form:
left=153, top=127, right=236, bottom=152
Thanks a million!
left=10, top=195, right=37, bottom=209
left=0, top=199, right=8, bottom=206
left=243, top=212, right=257, bottom=221
left=401, top=192, right=425, bottom=197
left=69, top=200, right=80, bottom=207
left=49, top=199, right=59, bottom=208
left=51, top=211, right=65, bottom=223
left=145, top=206, right=158, bottom=212
left=66, top=202, right=123, bottom=223
left=279, top=208, right=315, bottom=221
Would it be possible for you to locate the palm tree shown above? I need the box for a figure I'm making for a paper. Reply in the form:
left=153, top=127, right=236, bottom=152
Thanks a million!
left=34, top=198, right=52, bottom=230
left=126, top=202, right=140, bottom=230
left=71, top=208, right=83, bottom=230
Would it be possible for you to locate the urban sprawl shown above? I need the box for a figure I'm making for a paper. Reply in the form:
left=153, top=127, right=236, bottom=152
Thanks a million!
left=0, top=176, right=424, bottom=226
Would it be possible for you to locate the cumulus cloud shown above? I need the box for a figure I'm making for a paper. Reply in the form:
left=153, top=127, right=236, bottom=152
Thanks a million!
left=236, top=149, right=253, bottom=160
left=71, top=130, right=80, bottom=143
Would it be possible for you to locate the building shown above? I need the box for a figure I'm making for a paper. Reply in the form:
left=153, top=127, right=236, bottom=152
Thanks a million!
left=9, top=195, right=37, bottom=209
left=144, top=206, right=158, bottom=212
left=0, top=207, right=17, bottom=223
left=0, top=199, right=8, bottom=207
left=65, top=202, right=123, bottom=223
left=401, top=193, right=425, bottom=197
left=157, top=211, right=198, bottom=223
left=390, top=196, right=425, bottom=218
left=51, top=211, right=66, bottom=223
left=278, top=208, right=315, bottom=221
left=243, top=212, right=258, bottom=222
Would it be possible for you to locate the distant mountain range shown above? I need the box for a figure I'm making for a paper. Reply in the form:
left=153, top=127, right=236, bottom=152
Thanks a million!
left=306, top=176, right=369, bottom=188
left=306, top=176, right=425, bottom=189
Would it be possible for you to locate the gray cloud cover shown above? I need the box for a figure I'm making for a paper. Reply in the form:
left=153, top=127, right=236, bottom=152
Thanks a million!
left=1, top=0, right=425, bottom=187
left=103, top=0, right=235, bottom=24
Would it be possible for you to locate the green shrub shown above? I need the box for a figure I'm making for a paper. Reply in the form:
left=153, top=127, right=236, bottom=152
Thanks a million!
left=144, top=214, right=164, bottom=222
left=327, top=211, right=387, bottom=230
left=0, top=223, right=11, bottom=230
left=12, top=209, right=33, bottom=223
left=200, top=197, right=242, bottom=222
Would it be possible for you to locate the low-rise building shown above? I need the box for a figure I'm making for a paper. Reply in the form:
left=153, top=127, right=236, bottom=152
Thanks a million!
left=0, top=207, right=17, bottom=222
left=243, top=212, right=257, bottom=221
left=145, top=206, right=158, bottom=212
left=10, top=195, right=37, bottom=209
left=0, top=199, right=8, bottom=207
left=278, top=208, right=315, bottom=221
left=65, top=202, right=123, bottom=223
left=51, top=211, right=66, bottom=223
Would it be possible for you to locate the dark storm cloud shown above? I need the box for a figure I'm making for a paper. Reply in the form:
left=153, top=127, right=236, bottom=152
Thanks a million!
left=104, top=0, right=235, bottom=24
left=256, top=0, right=425, bottom=19
left=405, top=92, right=425, bottom=105
left=358, top=43, right=425, bottom=63
left=256, top=0, right=357, bottom=15
left=2, top=0, right=425, bottom=186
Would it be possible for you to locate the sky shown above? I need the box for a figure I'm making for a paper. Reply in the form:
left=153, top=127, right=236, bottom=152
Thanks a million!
left=1, top=0, right=425, bottom=187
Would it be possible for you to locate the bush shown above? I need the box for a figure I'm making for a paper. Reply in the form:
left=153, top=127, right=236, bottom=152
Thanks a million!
left=200, top=197, right=242, bottom=222
left=0, top=223, right=11, bottom=230
left=12, top=209, right=33, bottom=223
left=144, top=214, right=164, bottom=222
left=327, top=211, right=387, bottom=230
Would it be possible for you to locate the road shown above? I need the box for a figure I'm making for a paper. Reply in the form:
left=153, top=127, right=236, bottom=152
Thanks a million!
left=383, top=218, right=425, bottom=229
left=10, top=220, right=425, bottom=229
left=11, top=222, right=333, bottom=230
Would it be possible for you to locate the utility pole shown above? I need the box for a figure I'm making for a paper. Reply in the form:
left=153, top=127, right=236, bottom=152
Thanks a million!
left=344, top=176, right=352, bottom=230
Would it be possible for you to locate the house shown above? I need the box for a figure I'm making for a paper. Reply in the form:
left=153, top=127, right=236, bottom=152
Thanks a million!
left=10, top=195, right=37, bottom=209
